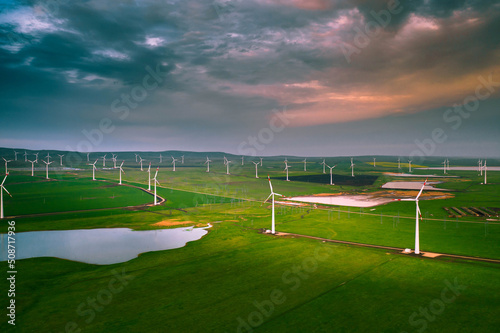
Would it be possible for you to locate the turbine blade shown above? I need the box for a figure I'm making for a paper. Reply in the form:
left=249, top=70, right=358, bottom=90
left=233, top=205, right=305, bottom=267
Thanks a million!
left=274, top=193, right=283, bottom=197
left=416, top=178, right=427, bottom=200
left=2, top=186, right=12, bottom=197
left=1, top=174, right=7, bottom=186
left=263, top=193, right=273, bottom=204
left=154, top=167, right=159, bottom=178
left=268, top=174, right=273, bottom=192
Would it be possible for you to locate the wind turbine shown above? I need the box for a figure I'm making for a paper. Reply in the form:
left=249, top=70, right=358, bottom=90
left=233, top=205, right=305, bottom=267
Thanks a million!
left=241, top=156, right=244, bottom=166
left=263, top=175, right=283, bottom=234
left=24, top=151, right=28, bottom=162
left=153, top=167, right=160, bottom=205
left=101, top=154, right=107, bottom=167
left=46, top=153, right=51, bottom=163
left=86, top=152, right=90, bottom=163
left=326, top=164, right=337, bottom=185
left=398, top=157, right=401, bottom=170
left=483, top=160, right=487, bottom=185
left=171, top=156, right=178, bottom=172
left=2, top=158, right=12, bottom=174
left=303, top=158, right=307, bottom=171
left=147, top=162, right=152, bottom=191
left=252, top=161, right=260, bottom=178
left=89, top=159, right=98, bottom=181
left=393, top=179, right=427, bottom=255
left=408, top=160, right=412, bottom=173
left=34, top=153, right=39, bottom=163
left=226, top=160, right=232, bottom=175
left=43, top=160, right=53, bottom=180
left=1, top=173, right=12, bottom=219
left=28, top=159, right=36, bottom=176
left=284, top=160, right=290, bottom=181
left=442, top=159, right=447, bottom=174
left=373, top=157, right=376, bottom=167
left=135, top=154, right=139, bottom=163
left=223, top=156, right=228, bottom=165
left=159, top=154, right=163, bottom=164
left=350, top=158, right=355, bottom=177
left=320, top=159, right=326, bottom=174
left=118, top=161, right=125, bottom=185
left=205, top=156, right=212, bottom=172
left=478, top=159, right=483, bottom=176
left=181, top=155, right=185, bottom=164
left=58, top=154, right=64, bottom=166
left=139, top=157, right=144, bottom=171
left=446, top=158, right=450, bottom=172
left=112, top=154, right=117, bottom=168
left=14, top=151, right=19, bottom=161
left=259, top=157, right=263, bottom=166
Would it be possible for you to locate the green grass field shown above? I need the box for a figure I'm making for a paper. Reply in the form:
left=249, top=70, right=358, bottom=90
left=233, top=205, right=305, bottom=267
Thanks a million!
left=1, top=155, right=499, bottom=332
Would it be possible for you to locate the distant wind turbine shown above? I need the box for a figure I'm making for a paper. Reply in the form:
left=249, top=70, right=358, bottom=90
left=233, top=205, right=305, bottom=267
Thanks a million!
left=408, top=160, right=412, bottom=173
left=252, top=161, right=260, bottom=178
left=89, top=159, right=98, bottom=181
left=226, top=160, right=232, bottom=175
left=86, top=152, right=90, bottom=163
left=34, top=153, right=39, bottom=163
left=24, top=151, right=28, bottom=162
left=139, top=157, right=144, bottom=171
left=263, top=175, right=283, bottom=235
left=478, top=159, right=483, bottom=176
left=181, top=155, right=185, bottom=164
left=13, top=151, right=19, bottom=161
left=135, top=154, right=139, bottom=163
left=393, top=179, right=427, bottom=254
left=398, top=158, right=401, bottom=170
left=284, top=160, right=290, bottom=181
left=483, top=160, right=487, bottom=185
left=119, top=161, right=125, bottom=185
left=442, top=159, right=447, bottom=174
left=303, top=158, right=307, bottom=171
left=373, top=157, right=376, bottom=167
left=3, top=158, right=12, bottom=174
left=58, top=154, right=64, bottom=166
left=43, top=160, right=53, bottom=180
left=153, top=167, right=160, bottom=205
left=350, top=158, right=355, bottom=177
left=101, top=154, right=107, bottom=167
left=112, top=154, right=117, bottom=168
left=241, top=156, right=244, bottom=165
left=1, top=173, right=12, bottom=219
left=28, top=159, right=36, bottom=176
left=326, top=164, right=337, bottom=185
left=172, top=156, right=178, bottom=172
left=46, top=153, right=51, bottom=163
left=159, top=154, right=163, bottom=164
left=321, top=159, right=326, bottom=174
left=205, top=156, right=212, bottom=173
left=148, top=162, right=152, bottom=190
left=259, top=157, right=263, bottom=166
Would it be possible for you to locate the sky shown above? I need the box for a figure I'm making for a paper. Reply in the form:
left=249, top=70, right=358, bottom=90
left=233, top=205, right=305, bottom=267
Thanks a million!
left=0, top=0, right=499, bottom=157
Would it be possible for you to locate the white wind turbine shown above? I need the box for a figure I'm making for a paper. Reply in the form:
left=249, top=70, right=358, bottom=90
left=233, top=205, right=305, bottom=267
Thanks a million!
left=446, top=158, right=450, bottom=172
left=34, top=153, right=39, bottom=163
left=373, top=157, right=376, bottom=167
left=118, top=161, right=125, bottom=185
left=24, top=151, right=28, bottom=162
left=442, top=159, right=447, bottom=174
left=101, top=154, right=107, bottom=167
left=1, top=173, right=12, bottom=219
left=3, top=158, right=12, bottom=174
left=112, top=154, right=117, bottom=168
left=153, top=167, right=160, bottom=205
left=139, top=157, right=144, bottom=171
left=303, top=158, right=307, bottom=171
left=326, top=164, right=337, bottom=185
left=159, top=154, right=163, bottom=164
left=398, top=157, right=401, bottom=170
left=226, top=160, right=232, bottom=175
left=147, top=162, right=152, bottom=190
left=171, top=156, right=178, bottom=172
left=135, top=154, right=139, bottom=163
left=181, top=155, right=185, bottom=164
left=259, top=157, right=263, bottom=166
left=478, top=159, right=483, bottom=176
left=86, top=152, right=90, bottom=163
left=46, top=153, right=51, bottom=163
left=223, top=156, right=228, bottom=166
left=252, top=161, right=260, bottom=178
left=393, top=179, right=427, bottom=255
left=43, top=160, right=53, bottom=180
left=350, top=158, right=355, bottom=177
left=408, top=160, right=412, bottom=173
left=321, top=159, right=326, bottom=174
left=28, top=159, right=36, bottom=176
left=14, top=151, right=19, bottom=161
left=483, top=160, right=487, bottom=185
left=284, top=160, right=290, bottom=181
left=263, top=175, right=283, bottom=235
left=58, top=154, right=64, bottom=166
left=89, top=159, right=98, bottom=181
left=205, top=156, right=212, bottom=173
left=241, top=156, right=244, bottom=165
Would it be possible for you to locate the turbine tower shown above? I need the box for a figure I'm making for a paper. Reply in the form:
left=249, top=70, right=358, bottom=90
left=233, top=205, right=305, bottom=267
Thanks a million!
left=241, top=156, right=244, bottom=166
left=135, top=154, right=139, bottom=163
left=393, top=179, right=427, bottom=254
left=139, top=157, right=144, bottom=171
left=398, top=157, right=401, bottom=170
left=153, top=167, right=160, bottom=205
left=483, top=160, right=487, bottom=185
left=320, top=159, right=326, bottom=174
left=478, top=159, right=483, bottom=176
left=119, top=161, right=125, bottom=185
left=226, top=160, right=232, bottom=175
left=181, top=155, right=185, bottom=164
left=442, top=159, right=447, bottom=174
left=284, top=160, right=290, bottom=181
left=252, top=161, right=260, bottom=178
left=303, top=158, right=307, bottom=171
left=58, top=154, right=64, bottom=166
left=326, top=164, right=337, bottom=185
left=408, top=160, right=412, bottom=173
left=171, top=156, right=178, bottom=172
left=1, top=173, right=12, bottom=219
left=205, top=156, right=212, bottom=173
left=28, top=159, right=36, bottom=176
left=373, top=157, right=376, bottom=167
left=147, top=162, right=152, bottom=191
left=43, top=160, right=54, bottom=180
left=2, top=158, right=12, bottom=174
left=112, top=154, right=117, bottom=168
left=101, top=154, right=107, bottom=167
left=350, top=158, right=355, bottom=177
left=14, top=151, right=19, bottom=161
left=24, top=151, right=28, bottom=162
left=86, top=152, right=90, bottom=163
left=46, top=153, right=51, bottom=163
left=89, top=159, right=98, bottom=181
left=263, top=175, right=283, bottom=235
